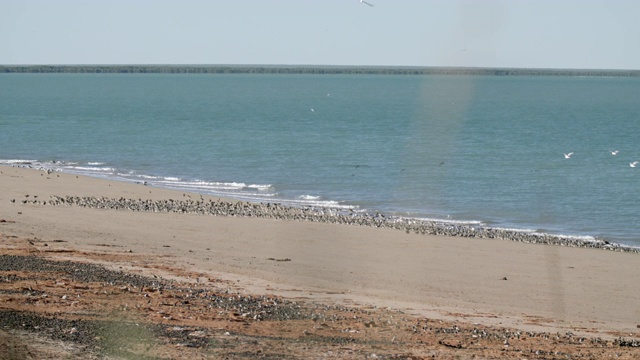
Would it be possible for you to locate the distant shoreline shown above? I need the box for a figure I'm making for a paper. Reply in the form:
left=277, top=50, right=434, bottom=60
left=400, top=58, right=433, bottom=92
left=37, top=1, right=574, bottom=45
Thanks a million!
left=2, top=64, right=640, bottom=77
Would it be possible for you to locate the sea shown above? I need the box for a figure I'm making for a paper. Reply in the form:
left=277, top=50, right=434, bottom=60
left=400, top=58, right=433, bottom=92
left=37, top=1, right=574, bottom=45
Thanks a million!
left=1, top=73, right=639, bottom=247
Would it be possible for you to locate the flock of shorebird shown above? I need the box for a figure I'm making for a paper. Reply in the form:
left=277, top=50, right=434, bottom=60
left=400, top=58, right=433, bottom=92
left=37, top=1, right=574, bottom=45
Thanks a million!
left=564, top=150, right=639, bottom=167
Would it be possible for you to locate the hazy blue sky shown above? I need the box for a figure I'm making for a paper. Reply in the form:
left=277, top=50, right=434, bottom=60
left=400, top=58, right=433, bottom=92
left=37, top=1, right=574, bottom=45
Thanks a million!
left=2, top=0, right=639, bottom=69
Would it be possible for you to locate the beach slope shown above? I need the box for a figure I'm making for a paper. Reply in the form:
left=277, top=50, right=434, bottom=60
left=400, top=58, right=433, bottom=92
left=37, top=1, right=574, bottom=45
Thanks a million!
left=1, top=166, right=639, bottom=358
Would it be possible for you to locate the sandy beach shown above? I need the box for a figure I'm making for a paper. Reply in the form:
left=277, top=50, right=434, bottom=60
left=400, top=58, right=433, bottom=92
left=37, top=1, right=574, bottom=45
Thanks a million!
left=1, top=166, right=639, bottom=359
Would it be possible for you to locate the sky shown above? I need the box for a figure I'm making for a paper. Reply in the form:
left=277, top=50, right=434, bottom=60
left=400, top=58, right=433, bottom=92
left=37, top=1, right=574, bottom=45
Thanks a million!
left=2, top=0, right=639, bottom=70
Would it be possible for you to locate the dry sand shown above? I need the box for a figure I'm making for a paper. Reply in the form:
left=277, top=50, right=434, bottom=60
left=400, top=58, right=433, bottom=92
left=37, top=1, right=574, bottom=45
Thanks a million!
left=1, top=166, right=639, bottom=358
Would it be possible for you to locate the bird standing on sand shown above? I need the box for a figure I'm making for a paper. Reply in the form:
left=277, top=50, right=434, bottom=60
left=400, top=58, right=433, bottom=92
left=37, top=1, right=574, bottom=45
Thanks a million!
left=360, top=0, right=374, bottom=6
left=630, top=161, right=639, bottom=168
left=564, top=152, right=574, bottom=159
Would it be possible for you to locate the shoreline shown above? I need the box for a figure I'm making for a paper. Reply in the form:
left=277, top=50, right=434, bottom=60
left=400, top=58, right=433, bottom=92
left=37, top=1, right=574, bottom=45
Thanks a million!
left=2, top=166, right=640, bottom=339
left=19, top=194, right=640, bottom=253
left=4, top=162, right=638, bottom=253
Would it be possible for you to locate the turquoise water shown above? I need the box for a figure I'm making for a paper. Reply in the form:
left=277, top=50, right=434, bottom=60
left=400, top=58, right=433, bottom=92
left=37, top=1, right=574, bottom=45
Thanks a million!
left=1, top=73, right=639, bottom=245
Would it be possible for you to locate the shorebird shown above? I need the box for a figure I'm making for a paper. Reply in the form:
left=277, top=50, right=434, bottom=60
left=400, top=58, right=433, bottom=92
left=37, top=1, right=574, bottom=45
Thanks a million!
left=610, top=150, right=619, bottom=155
left=360, top=0, right=374, bottom=6
left=564, top=152, right=574, bottom=159
left=630, top=161, right=639, bottom=168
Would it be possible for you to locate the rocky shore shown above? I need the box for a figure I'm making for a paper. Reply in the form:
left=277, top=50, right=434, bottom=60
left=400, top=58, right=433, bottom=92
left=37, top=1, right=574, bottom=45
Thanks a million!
left=17, top=194, right=639, bottom=253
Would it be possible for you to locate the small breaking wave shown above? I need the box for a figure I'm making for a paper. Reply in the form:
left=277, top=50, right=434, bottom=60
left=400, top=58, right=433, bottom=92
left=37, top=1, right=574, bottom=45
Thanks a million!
left=69, top=166, right=115, bottom=172
left=298, top=195, right=321, bottom=200
left=247, top=184, right=272, bottom=191
left=0, top=159, right=39, bottom=165
left=413, top=216, right=484, bottom=227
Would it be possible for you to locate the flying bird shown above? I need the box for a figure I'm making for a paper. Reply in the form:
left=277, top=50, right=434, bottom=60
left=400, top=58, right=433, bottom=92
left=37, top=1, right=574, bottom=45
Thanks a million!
left=360, top=0, right=374, bottom=7
left=610, top=150, right=619, bottom=155
left=630, top=161, right=639, bottom=168
left=564, top=152, right=574, bottom=159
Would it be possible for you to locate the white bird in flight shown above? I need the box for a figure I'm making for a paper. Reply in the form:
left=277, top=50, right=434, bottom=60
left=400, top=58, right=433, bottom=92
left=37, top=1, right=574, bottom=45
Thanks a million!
left=610, top=150, right=619, bottom=155
left=564, top=152, right=574, bottom=159
left=360, top=0, right=374, bottom=7
left=630, top=161, right=639, bottom=168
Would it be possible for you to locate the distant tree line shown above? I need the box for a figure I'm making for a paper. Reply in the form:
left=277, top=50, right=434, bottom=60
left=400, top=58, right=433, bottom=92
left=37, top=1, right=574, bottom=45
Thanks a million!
left=1, top=65, right=639, bottom=77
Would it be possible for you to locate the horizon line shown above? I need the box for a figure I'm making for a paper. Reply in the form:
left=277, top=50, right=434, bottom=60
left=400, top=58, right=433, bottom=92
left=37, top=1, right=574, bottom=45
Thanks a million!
left=2, top=63, right=640, bottom=72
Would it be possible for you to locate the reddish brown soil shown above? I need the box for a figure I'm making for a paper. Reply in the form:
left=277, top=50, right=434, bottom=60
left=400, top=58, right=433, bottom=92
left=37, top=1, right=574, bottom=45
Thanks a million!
left=1, top=234, right=638, bottom=359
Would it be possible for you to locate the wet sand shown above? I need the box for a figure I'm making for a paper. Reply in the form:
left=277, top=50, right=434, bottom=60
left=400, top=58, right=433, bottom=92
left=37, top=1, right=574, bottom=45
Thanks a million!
left=1, top=166, right=639, bottom=358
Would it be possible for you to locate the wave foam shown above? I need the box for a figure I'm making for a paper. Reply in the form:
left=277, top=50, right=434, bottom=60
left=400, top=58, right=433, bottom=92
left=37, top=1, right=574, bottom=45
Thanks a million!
left=298, top=195, right=321, bottom=200
left=0, top=159, right=38, bottom=165
left=413, top=217, right=484, bottom=226
left=68, top=166, right=115, bottom=172
left=246, top=184, right=272, bottom=191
